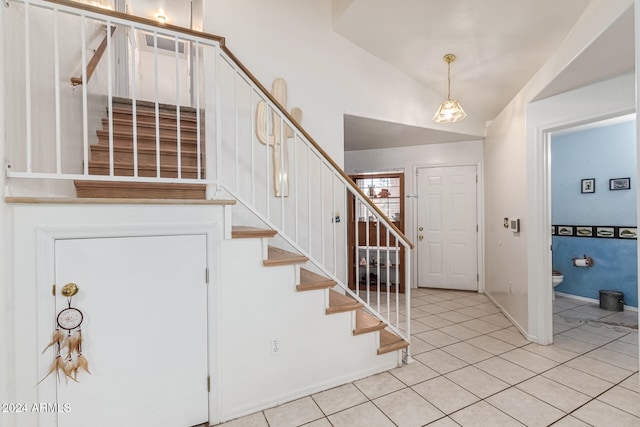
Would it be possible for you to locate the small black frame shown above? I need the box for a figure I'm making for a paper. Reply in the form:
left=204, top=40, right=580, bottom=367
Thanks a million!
left=581, top=178, right=595, bottom=194
left=609, top=177, right=631, bottom=191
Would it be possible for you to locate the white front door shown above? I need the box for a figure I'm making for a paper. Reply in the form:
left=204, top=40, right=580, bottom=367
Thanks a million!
left=417, top=165, right=478, bottom=290
left=50, top=234, right=209, bottom=427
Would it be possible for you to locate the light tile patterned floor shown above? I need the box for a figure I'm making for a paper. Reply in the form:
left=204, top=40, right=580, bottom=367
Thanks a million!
left=218, top=289, right=639, bottom=426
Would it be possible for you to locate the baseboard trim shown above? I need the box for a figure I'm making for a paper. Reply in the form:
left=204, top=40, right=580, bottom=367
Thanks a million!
left=483, top=291, right=535, bottom=342
left=216, top=356, right=398, bottom=424
left=554, top=291, right=638, bottom=312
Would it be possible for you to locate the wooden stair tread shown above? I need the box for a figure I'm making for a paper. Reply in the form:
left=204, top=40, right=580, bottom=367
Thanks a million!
left=377, top=329, right=409, bottom=355
left=326, top=289, right=363, bottom=314
left=297, top=268, right=336, bottom=292
left=102, top=117, right=201, bottom=134
left=89, top=147, right=201, bottom=169
left=353, top=309, right=386, bottom=335
left=89, top=160, right=202, bottom=172
left=263, top=246, right=308, bottom=267
left=110, top=106, right=200, bottom=124
left=111, top=96, right=202, bottom=115
left=232, top=226, right=277, bottom=239
left=74, top=180, right=207, bottom=199
left=97, top=129, right=199, bottom=143
left=90, top=144, right=201, bottom=156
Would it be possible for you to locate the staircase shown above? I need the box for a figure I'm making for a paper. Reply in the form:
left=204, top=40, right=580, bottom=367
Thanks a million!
left=6, top=2, right=413, bottom=422
left=74, top=97, right=207, bottom=199
left=70, top=96, right=411, bottom=359
left=72, top=98, right=410, bottom=357
left=232, top=226, right=409, bottom=356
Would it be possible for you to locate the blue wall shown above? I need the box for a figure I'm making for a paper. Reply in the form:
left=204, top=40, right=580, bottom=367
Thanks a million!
left=551, top=120, right=637, bottom=307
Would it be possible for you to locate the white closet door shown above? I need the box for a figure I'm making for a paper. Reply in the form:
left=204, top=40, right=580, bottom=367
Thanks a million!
left=51, top=234, right=208, bottom=427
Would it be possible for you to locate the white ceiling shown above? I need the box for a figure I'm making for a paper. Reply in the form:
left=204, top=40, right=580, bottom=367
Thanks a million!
left=334, top=0, right=635, bottom=151
left=125, top=1, right=635, bottom=151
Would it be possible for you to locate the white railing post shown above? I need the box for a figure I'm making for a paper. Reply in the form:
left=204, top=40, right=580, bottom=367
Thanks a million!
left=106, top=21, right=114, bottom=177
left=153, top=31, right=160, bottom=178
left=24, top=0, right=32, bottom=173
left=212, top=43, right=221, bottom=197
left=250, top=89, right=256, bottom=205
left=81, top=16, right=89, bottom=175
left=294, top=134, right=299, bottom=243
left=404, top=248, right=413, bottom=363
left=175, top=35, right=182, bottom=179
left=53, top=9, right=61, bottom=174
left=130, top=24, right=139, bottom=178
left=332, top=175, right=336, bottom=276
left=279, top=116, right=285, bottom=230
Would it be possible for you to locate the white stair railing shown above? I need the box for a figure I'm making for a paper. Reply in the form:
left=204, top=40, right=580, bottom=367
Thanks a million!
left=4, top=0, right=413, bottom=360
left=5, top=0, right=218, bottom=186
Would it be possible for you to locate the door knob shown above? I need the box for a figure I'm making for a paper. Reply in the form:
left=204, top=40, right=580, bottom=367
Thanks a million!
left=418, top=235, right=424, bottom=241
left=419, top=227, right=424, bottom=231
left=61, top=283, right=79, bottom=297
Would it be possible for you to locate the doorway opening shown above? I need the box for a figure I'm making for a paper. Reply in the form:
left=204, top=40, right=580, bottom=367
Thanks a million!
left=548, top=115, right=638, bottom=338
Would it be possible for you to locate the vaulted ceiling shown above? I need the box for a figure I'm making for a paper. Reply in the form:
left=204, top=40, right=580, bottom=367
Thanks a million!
left=123, top=1, right=635, bottom=150
left=334, top=0, right=635, bottom=150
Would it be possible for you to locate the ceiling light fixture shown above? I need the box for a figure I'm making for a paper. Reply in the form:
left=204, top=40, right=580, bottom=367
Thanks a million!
left=156, top=10, right=168, bottom=24
left=433, top=54, right=467, bottom=124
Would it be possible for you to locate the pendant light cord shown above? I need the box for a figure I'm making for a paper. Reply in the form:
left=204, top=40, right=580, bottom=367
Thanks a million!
left=447, top=60, right=452, bottom=101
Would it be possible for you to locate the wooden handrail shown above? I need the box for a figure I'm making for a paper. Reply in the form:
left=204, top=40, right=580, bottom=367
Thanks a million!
left=221, top=46, right=415, bottom=249
left=70, top=25, right=116, bottom=86
left=45, top=0, right=225, bottom=45
left=44, top=0, right=413, bottom=249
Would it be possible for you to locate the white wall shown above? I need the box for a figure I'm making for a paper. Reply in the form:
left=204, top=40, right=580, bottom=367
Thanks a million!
left=217, top=237, right=397, bottom=421
left=345, top=141, right=484, bottom=289
left=136, top=44, right=191, bottom=106
left=484, top=0, right=634, bottom=339
left=205, top=0, right=486, bottom=166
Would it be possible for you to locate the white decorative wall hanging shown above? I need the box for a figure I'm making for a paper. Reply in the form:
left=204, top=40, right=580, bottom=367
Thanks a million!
left=256, top=78, right=303, bottom=197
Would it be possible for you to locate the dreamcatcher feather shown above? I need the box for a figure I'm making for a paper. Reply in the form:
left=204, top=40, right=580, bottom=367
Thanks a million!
left=39, top=284, right=90, bottom=384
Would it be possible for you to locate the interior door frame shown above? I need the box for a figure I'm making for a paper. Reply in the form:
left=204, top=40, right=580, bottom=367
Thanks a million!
left=531, top=112, right=636, bottom=345
left=412, top=161, right=484, bottom=293
left=35, top=223, right=221, bottom=426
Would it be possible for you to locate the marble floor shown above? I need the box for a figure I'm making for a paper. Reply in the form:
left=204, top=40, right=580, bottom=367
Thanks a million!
left=218, top=288, right=639, bottom=427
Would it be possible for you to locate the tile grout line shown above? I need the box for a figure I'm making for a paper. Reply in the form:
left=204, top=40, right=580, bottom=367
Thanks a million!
left=405, top=295, right=638, bottom=426
left=220, top=292, right=636, bottom=427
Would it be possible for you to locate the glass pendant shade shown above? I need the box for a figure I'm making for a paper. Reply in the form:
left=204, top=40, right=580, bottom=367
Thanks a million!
left=433, top=54, right=466, bottom=123
left=433, top=99, right=467, bottom=123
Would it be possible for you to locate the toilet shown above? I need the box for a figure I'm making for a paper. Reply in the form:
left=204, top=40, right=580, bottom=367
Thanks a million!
left=552, top=270, right=564, bottom=300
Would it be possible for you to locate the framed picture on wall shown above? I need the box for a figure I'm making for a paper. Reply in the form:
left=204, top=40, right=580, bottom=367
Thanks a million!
left=581, top=178, right=595, bottom=194
left=609, top=177, right=631, bottom=190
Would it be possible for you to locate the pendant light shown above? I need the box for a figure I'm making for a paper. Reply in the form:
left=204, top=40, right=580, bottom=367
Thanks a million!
left=433, top=54, right=467, bottom=123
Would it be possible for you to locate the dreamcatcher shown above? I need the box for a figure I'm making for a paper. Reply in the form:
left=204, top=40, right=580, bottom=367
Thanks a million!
left=39, top=283, right=90, bottom=384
